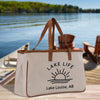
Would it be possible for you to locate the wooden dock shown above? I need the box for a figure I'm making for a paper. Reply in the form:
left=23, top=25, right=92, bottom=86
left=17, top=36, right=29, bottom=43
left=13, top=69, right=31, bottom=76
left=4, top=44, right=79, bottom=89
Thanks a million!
left=0, top=85, right=100, bottom=100
left=84, top=56, right=100, bottom=85
left=0, top=56, right=100, bottom=100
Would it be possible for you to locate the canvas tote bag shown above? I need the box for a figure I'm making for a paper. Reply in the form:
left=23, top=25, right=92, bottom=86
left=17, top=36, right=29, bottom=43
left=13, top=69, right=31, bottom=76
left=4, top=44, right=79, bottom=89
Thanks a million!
left=14, top=18, right=86, bottom=97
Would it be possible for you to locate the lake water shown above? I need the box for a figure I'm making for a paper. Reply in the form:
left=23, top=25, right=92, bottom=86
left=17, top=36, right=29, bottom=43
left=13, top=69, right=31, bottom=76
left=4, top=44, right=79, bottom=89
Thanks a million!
left=0, top=13, right=100, bottom=58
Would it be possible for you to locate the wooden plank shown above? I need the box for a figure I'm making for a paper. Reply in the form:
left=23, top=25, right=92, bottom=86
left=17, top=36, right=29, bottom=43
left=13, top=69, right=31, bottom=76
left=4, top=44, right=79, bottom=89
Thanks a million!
left=83, top=56, right=100, bottom=85
left=0, top=85, right=100, bottom=100
left=0, top=71, right=16, bottom=85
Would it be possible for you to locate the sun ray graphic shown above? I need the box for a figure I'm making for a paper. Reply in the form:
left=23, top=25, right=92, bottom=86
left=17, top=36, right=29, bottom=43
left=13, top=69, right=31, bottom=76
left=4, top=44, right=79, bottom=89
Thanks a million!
left=48, top=69, right=73, bottom=84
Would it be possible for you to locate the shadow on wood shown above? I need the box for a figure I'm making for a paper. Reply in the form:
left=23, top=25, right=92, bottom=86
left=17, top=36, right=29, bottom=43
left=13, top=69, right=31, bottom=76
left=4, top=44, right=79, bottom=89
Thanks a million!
left=83, top=36, right=100, bottom=63
left=83, top=56, right=99, bottom=71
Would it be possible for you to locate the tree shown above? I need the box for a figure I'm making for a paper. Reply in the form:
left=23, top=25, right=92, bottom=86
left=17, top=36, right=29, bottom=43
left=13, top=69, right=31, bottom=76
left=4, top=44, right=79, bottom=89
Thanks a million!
left=62, top=4, right=67, bottom=13
left=0, top=1, right=100, bottom=13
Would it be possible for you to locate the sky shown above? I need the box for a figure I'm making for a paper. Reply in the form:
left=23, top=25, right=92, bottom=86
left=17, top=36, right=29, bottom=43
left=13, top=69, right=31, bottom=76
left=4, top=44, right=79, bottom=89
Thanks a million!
left=3, top=0, right=100, bottom=9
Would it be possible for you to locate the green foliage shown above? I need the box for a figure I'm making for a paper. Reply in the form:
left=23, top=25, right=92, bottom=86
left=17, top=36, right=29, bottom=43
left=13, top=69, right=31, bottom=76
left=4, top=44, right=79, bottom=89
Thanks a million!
left=0, top=1, right=100, bottom=13
left=82, top=8, right=100, bottom=13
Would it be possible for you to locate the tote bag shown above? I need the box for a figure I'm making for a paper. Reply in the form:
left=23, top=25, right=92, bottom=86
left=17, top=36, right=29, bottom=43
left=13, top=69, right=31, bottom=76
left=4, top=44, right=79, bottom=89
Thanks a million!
left=14, top=18, right=86, bottom=97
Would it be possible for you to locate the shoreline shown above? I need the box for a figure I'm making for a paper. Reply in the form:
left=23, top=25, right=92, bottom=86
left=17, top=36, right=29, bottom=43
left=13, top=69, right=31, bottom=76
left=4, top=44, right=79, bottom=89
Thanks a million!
left=0, top=13, right=100, bottom=15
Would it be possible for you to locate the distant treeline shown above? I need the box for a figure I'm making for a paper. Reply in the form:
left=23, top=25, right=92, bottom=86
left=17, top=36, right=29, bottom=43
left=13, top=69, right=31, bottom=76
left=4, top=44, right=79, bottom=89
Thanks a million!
left=0, top=1, right=100, bottom=13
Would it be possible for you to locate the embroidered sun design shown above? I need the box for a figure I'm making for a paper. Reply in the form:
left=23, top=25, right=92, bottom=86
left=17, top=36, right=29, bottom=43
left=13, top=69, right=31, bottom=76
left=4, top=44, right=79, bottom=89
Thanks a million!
left=48, top=68, right=72, bottom=84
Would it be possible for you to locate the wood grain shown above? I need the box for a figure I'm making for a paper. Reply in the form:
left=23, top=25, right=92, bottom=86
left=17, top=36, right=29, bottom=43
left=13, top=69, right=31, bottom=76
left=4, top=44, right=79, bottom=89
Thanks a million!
left=0, top=85, right=100, bottom=100
left=0, top=56, right=100, bottom=99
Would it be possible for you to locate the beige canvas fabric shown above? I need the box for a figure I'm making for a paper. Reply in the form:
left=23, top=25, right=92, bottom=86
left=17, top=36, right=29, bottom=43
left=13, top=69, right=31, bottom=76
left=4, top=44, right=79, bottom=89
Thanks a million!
left=14, top=51, right=86, bottom=97
left=15, top=18, right=86, bottom=97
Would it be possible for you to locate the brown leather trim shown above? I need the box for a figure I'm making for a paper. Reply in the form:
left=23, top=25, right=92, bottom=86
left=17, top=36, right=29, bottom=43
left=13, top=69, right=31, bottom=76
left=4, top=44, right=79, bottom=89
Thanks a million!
left=52, top=18, right=63, bottom=36
left=48, top=50, right=53, bottom=61
left=33, top=20, right=49, bottom=50
left=26, top=60, right=86, bottom=97
left=68, top=48, right=72, bottom=60
left=18, top=48, right=83, bottom=54
left=32, top=18, right=64, bottom=61
left=48, top=20, right=53, bottom=61
left=33, top=18, right=63, bottom=50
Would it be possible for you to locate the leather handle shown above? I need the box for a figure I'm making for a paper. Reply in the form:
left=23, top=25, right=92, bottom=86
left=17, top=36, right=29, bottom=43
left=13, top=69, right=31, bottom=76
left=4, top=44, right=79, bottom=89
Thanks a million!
left=52, top=23, right=55, bottom=49
left=33, top=20, right=49, bottom=50
left=48, top=19, right=53, bottom=61
left=48, top=18, right=64, bottom=61
left=68, top=48, right=72, bottom=60
left=52, top=18, right=63, bottom=36
left=33, top=18, right=63, bottom=50
left=33, top=18, right=64, bottom=61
